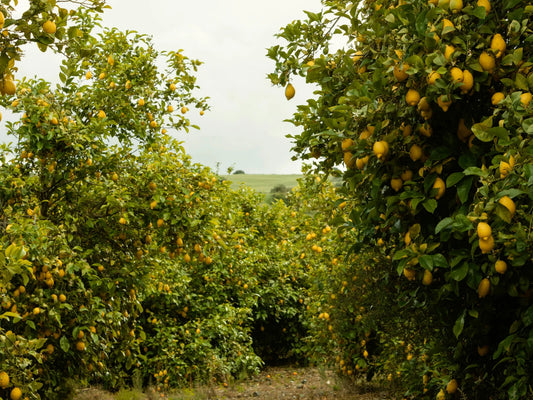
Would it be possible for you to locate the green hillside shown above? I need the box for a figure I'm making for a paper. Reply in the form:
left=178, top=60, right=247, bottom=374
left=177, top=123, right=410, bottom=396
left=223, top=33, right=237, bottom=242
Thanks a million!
left=221, top=174, right=303, bottom=195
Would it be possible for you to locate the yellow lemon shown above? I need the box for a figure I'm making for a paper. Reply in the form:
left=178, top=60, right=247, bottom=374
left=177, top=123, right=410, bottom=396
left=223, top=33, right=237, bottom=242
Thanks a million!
left=0, top=11, right=4, bottom=30
left=479, top=52, right=495, bottom=72
left=409, top=144, right=423, bottom=161
left=401, top=170, right=413, bottom=181
left=436, top=389, right=446, bottom=400
left=476, top=222, right=492, bottom=240
left=444, top=44, right=455, bottom=61
left=0, top=371, right=9, bottom=388
left=442, top=18, right=454, bottom=33
left=98, top=110, right=106, bottom=119
left=403, top=268, right=416, bottom=281
left=373, top=141, right=389, bottom=159
left=0, top=76, right=16, bottom=95
left=391, top=178, right=403, bottom=192
left=477, top=0, right=491, bottom=15
left=491, top=92, right=505, bottom=105
left=42, top=20, right=57, bottom=34
left=427, top=71, right=441, bottom=85
left=10, top=387, right=22, bottom=400
left=490, top=34, right=506, bottom=58
left=477, top=278, right=490, bottom=298
left=85, top=71, right=92, bottom=80
left=450, top=67, right=464, bottom=84
left=422, top=269, right=433, bottom=285
left=461, top=70, right=473, bottom=93
left=479, top=235, right=494, bottom=254
left=352, top=50, right=364, bottom=63
left=449, top=0, right=463, bottom=13
left=498, top=195, right=515, bottom=217
left=432, top=177, right=446, bottom=199
left=341, top=138, right=355, bottom=151
left=406, top=89, right=421, bottom=106
left=495, top=260, right=507, bottom=274
left=437, top=95, right=452, bottom=112
left=393, top=63, right=409, bottom=81
left=343, top=152, right=356, bottom=169
left=285, top=83, right=295, bottom=100
left=500, top=161, right=512, bottom=178
left=520, top=92, right=532, bottom=108
left=446, top=379, right=458, bottom=394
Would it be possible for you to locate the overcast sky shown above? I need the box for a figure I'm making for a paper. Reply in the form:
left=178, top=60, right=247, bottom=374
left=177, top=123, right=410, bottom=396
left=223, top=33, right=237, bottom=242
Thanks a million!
left=2, top=0, right=324, bottom=174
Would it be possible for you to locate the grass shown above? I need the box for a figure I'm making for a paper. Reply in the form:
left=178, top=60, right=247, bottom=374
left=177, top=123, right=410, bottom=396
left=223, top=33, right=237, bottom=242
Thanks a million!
left=221, top=174, right=303, bottom=195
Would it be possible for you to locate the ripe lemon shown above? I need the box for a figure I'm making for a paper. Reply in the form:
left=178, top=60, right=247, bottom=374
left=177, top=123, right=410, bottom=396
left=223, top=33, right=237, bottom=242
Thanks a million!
left=446, top=379, right=458, bottom=394
left=42, top=20, right=57, bottom=34
left=442, top=18, right=454, bottom=33
left=352, top=50, right=364, bottom=63
left=59, top=294, right=66, bottom=302
left=76, top=341, right=86, bottom=351
left=437, top=95, right=452, bottom=112
left=479, top=52, right=495, bottom=72
left=477, top=0, right=491, bottom=15
left=0, top=11, right=4, bottom=30
left=401, top=170, right=413, bottom=181
left=449, top=0, right=463, bottom=12
left=520, top=92, right=532, bottom=108
left=10, top=387, right=22, bottom=400
left=393, top=63, right=409, bottom=81
left=444, top=44, right=455, bottom=60
left=419, top=122, right=432, bottom=137
left=500, top=161, right=512, bottom=178
left=495, top=260, right=507, bottom=274
left=450, top=67, right=464, bottom=84
left=138, top=98, right=145, bottom=107
left=107, top=55, right=114, bottom=66
left=477, top=278, right=490, bottom=298
left=436, top=388, right=446, bottom=400
left=406, top=89, right=420, bottom=106
left=491, top=92, right=505, bottom=105
left=0, top=371, right=9, bottom=388
left=343, top=152, right=356, bottom=169
left=422, top=269, right=433, bottom=285
left=0, top=76, right=16, bottom=95
left=391, top=178, right=403, bottom=192
left=498, top=195, right=515, bottom=217
left=356, top=156, right=369, bottom=169
left=373, top=141, right=389, bottom=159
left=427, top=71, right=441, bottom=85
left=341, top=138, right=354, bottom=151
left=409, top=144, right=423, bottom=161
left=403, top=268, right=416, bottom=281
left=85, top=71, right=92, bottom=80
left=432, top=177, right=446, bottom=199
left=490, top=34, right=506, bottom=58
left=461, top=70, right=473, bottom=93
left=98, top=110, right=106, bottom=119
left=285, top=83, right=295, bottom=100
left=479, top=235, right=494, bottom=253
left=418, top=97, right=431, bottom=112
left=476, top=222, right=492, bottom=240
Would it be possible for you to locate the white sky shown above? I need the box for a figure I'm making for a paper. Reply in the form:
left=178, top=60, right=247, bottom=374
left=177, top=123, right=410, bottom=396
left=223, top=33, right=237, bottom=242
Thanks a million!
left=1, top=0, right=324, bottom=174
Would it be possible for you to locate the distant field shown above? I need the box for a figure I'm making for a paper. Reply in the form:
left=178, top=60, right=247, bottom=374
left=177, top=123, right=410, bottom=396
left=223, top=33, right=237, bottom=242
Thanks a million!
left=221, top=174, right=303, bottom=194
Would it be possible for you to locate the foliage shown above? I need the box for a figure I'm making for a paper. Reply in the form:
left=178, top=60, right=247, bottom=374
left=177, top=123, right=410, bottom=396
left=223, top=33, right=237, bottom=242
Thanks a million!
left=269, top=0, right=533, bottom=399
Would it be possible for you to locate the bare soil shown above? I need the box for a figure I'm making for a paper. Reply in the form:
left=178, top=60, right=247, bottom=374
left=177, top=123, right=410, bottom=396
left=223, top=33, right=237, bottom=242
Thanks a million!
left=179, top=366, right=388, bottom=400
left=74, top=366, right=390, bottom=400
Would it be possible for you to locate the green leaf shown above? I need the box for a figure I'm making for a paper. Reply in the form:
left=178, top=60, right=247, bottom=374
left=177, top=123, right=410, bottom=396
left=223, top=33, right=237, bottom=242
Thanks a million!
left=453, top=310, right=466, bottom=338
left=419, top=255, right=434, bottom=271
left=463, top=167, right=488, bottom=177
left=522, top=118, right=533, bottom=135
left=522, top=305, right=533, bottom=326
left=457, top=176, right=473, bottom=204
left=446, top=172, right=464, bottom=187
left=450, top=262, right=469, bottom=281
left=472, top=117, right=494, bottom=142
left=433, top=253, right=448, bottom=268
left=435, top=217, right=454, bottom=234
left=422, top=199, right=437, bottom=213
left=60, top=335, right=70, bottom=352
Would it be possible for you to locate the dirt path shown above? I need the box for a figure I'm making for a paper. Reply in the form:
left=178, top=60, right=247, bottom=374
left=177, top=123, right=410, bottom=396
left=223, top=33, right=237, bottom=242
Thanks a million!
left=190, top=366, right=387, bottom=400
left=75, top=366, right=388, bottom=400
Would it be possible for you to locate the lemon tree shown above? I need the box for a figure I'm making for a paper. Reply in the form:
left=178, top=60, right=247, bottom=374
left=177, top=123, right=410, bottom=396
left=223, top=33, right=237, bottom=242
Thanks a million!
left=269, top=1, right=533, bottom=398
